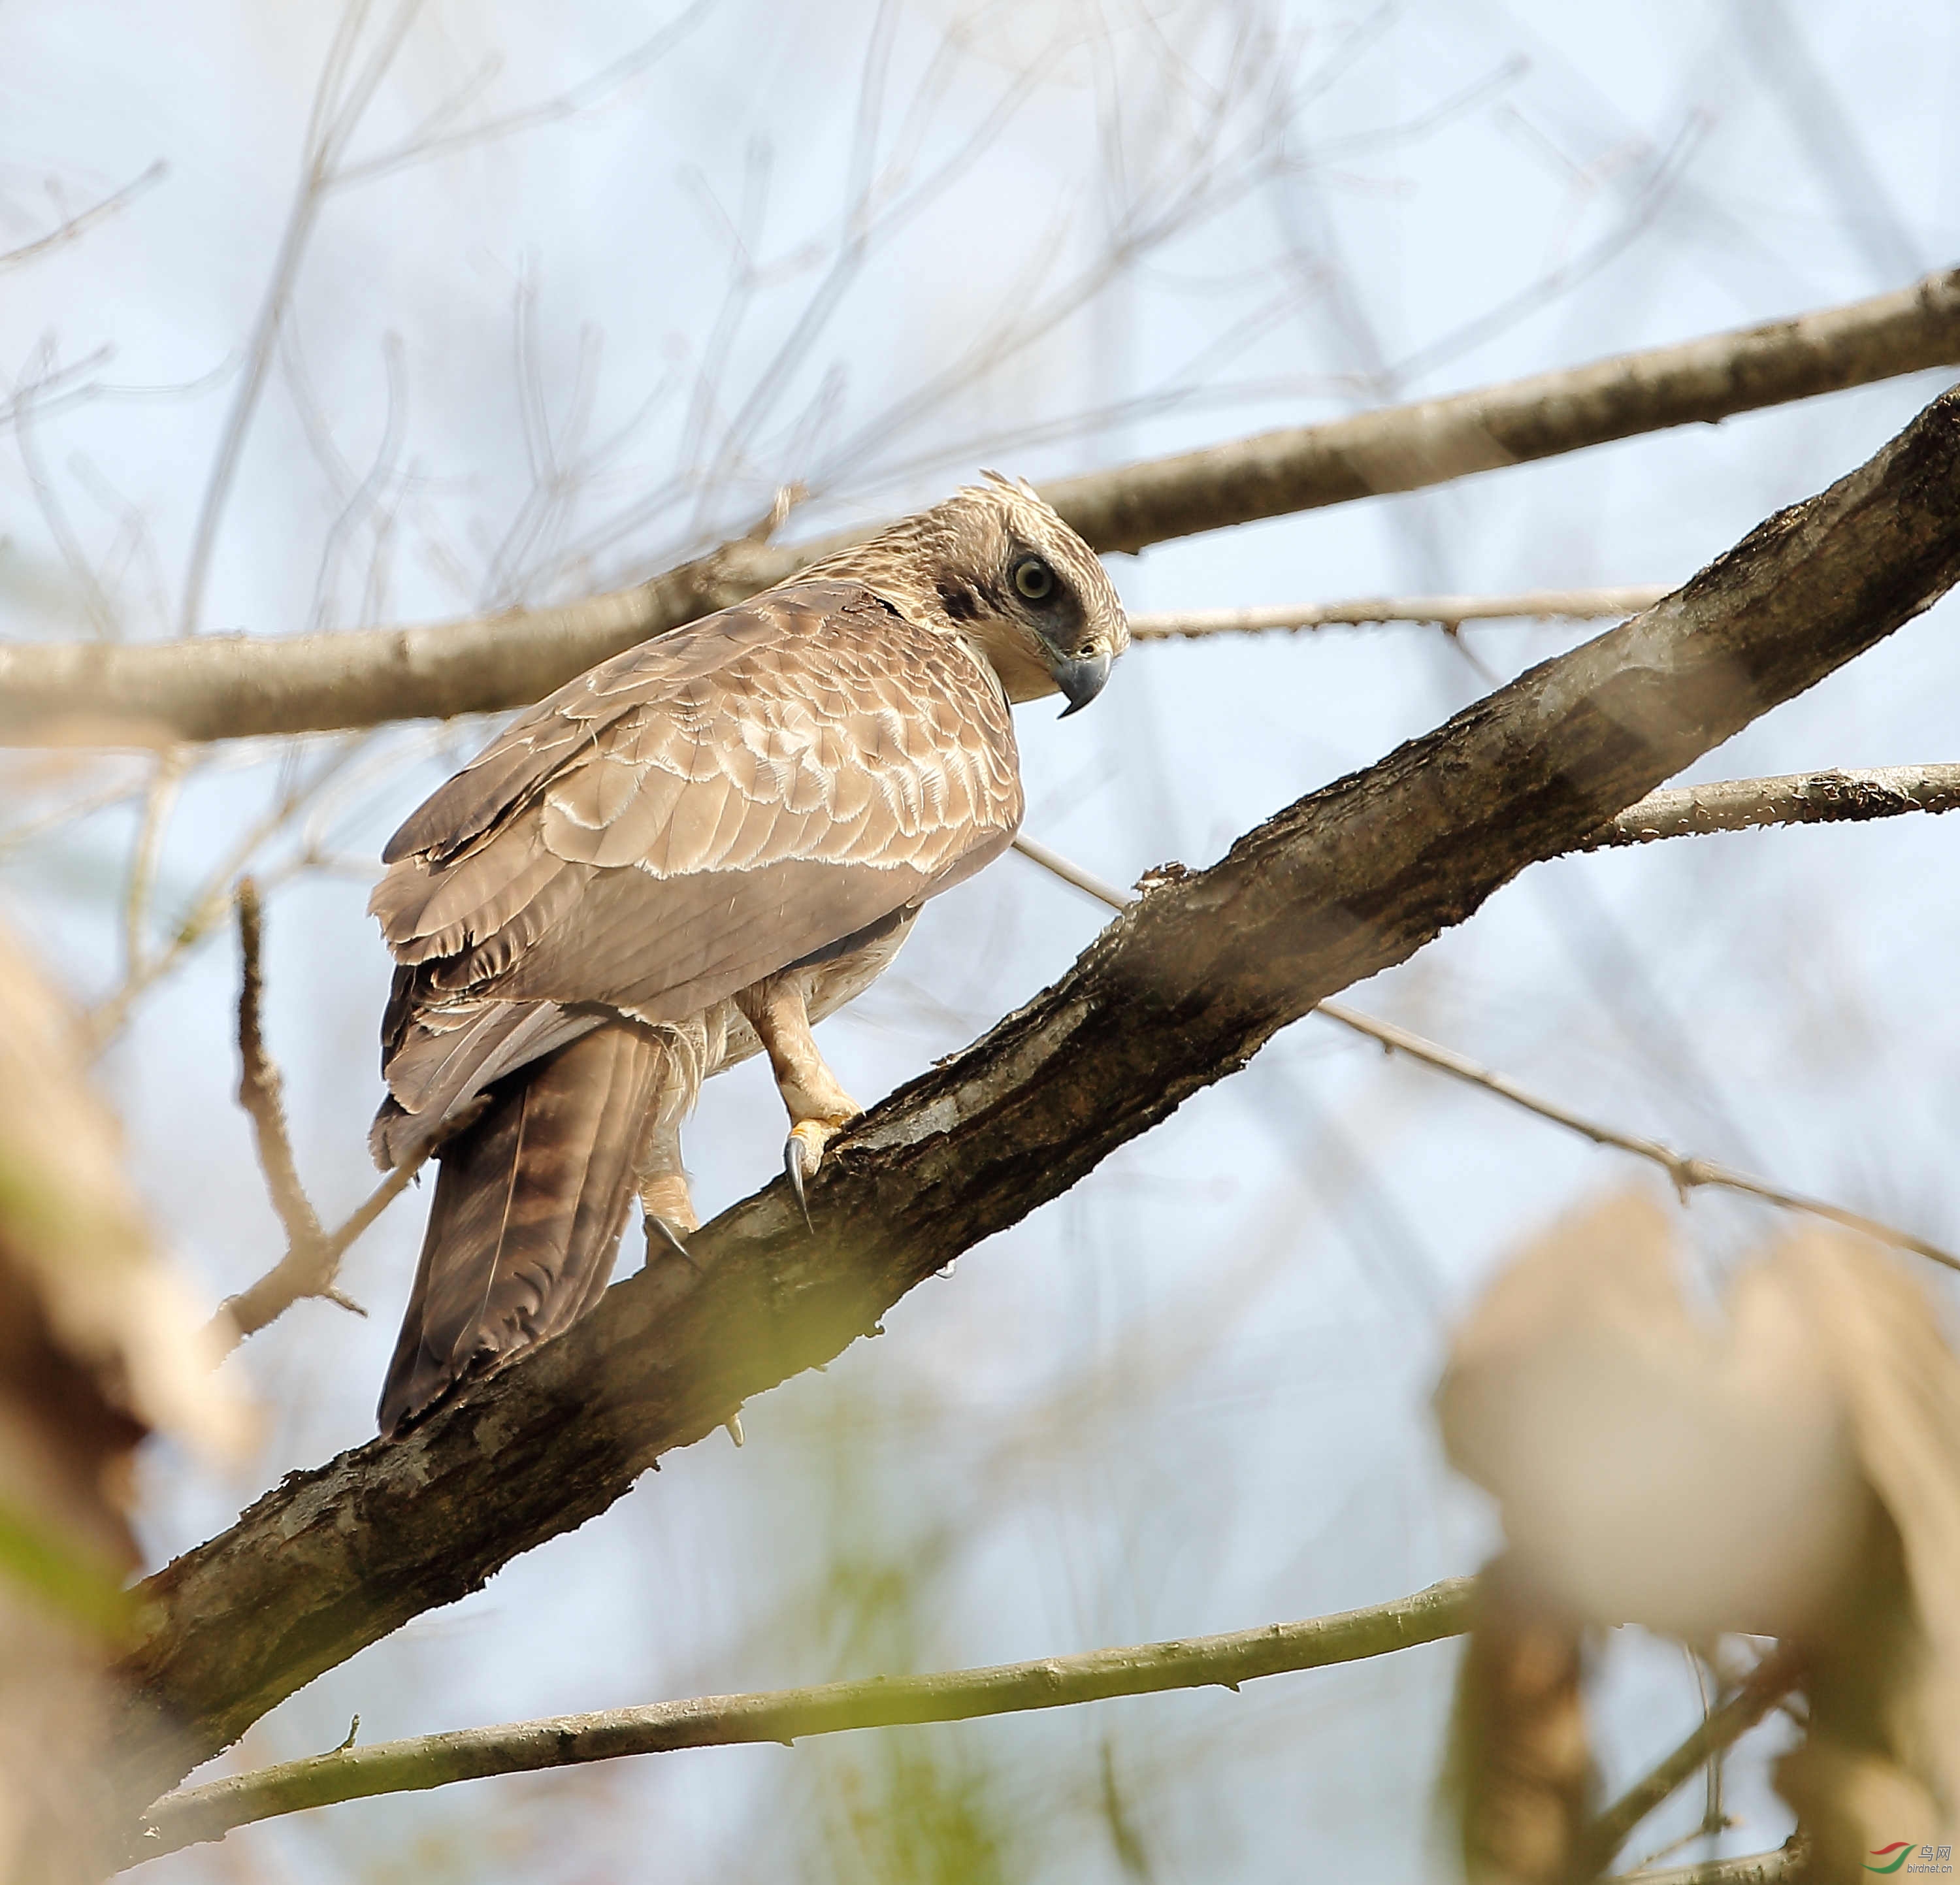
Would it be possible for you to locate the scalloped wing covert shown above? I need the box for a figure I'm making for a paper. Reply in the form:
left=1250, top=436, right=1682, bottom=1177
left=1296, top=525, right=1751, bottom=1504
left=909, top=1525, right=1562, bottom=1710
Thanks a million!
left=369, top=582, right=1022, bottom=1112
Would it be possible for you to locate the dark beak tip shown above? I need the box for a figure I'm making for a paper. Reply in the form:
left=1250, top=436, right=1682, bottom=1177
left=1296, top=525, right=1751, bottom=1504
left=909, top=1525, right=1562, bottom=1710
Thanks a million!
left=1054, top=650, right=1111, bottom=718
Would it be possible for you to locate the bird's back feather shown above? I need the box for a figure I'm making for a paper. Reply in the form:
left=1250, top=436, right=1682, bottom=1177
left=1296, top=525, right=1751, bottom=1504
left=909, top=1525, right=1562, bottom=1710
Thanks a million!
left=377, top=1021, right=668, bottom=1437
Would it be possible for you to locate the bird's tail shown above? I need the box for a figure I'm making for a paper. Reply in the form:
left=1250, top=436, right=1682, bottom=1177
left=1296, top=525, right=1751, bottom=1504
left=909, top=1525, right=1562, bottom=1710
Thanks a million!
left=378, top=1021, right=667, bottom=1437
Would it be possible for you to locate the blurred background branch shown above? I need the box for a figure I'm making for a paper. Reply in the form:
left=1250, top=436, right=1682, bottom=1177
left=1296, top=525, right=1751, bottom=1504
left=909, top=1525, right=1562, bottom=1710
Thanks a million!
left=1017, top=833, right=1960, bottom=1271
left=206, top=880, right=375, bottom=1349
left=132, top=1578, right=1472, bottom=1860
left=3, top=274, right=1957, bottom=743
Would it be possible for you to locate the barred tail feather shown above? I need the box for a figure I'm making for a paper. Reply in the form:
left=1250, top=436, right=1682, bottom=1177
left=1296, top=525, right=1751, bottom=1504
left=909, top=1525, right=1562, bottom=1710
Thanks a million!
left=377, top=1023, right=666, bottom=1437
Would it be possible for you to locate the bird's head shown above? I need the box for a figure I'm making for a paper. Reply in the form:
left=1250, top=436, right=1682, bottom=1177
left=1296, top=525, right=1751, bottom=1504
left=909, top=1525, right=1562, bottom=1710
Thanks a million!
left=811, top=473, right=1128, bottom=714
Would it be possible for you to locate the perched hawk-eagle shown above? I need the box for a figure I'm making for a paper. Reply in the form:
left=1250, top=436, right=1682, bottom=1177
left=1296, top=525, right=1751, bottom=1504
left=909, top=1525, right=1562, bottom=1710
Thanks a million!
left=368, top=476, right=1128, bottom=1435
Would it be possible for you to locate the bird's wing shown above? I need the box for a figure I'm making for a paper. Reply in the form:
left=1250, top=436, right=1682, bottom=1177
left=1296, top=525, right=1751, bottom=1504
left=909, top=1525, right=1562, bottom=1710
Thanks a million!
left=370, top=581, right=1021, bottom=1114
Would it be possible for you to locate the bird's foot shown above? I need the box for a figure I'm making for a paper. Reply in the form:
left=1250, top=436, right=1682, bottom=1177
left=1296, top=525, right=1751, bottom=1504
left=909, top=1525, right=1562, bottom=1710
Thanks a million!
left=644, top=1211, right=702, bottom=1273
left=783, top=1117, right=851, bottom=1228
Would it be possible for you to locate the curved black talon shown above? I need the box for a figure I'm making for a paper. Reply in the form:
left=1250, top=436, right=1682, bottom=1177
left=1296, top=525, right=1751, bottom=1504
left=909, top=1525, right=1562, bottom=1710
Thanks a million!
left=645, top=1212, right=702, bottom=1273
left=783, top=1136, right=812, bottom=1230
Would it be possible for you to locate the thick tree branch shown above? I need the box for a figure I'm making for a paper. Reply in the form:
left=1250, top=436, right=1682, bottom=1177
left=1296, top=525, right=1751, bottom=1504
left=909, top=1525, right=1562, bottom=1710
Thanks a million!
left=114, top=386, right=1960, bottom=1809
left=8, top=270, right=1959, bottom=744
left=1038, top=269, right=1960, bottom=553
left=128, top=1579, right=1471, bottom=1861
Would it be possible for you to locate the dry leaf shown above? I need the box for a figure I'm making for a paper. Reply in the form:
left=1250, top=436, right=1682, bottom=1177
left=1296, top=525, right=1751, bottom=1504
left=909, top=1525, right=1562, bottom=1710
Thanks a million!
left=1435, top=1192, right=1960, bottom=1881
left=0, top=922, right=246, bottom=1883
left=1437, top=1190, right=1869, bottom=1643
left=1444, top=1560, right=1593, bottom=1885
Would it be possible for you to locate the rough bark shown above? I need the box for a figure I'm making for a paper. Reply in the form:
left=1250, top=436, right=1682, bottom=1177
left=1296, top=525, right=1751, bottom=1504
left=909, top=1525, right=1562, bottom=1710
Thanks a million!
left=115, top=385, right=1960, bottom=1807
left=1583, top=762, right=1960, bottom=846
left=6, top=270, right=1958, bottom=746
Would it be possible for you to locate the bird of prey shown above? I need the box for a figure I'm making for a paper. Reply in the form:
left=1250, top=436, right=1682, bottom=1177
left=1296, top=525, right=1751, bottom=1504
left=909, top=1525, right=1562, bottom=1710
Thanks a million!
left=368, top=476, right=1128, bottom=1436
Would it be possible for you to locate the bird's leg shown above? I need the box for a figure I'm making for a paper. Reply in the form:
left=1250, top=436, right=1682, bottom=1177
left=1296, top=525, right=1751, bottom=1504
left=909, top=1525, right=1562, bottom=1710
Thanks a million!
left=636, top=1118, right=699, bottom=1268
left=734, top=974, right=859, bottom=1224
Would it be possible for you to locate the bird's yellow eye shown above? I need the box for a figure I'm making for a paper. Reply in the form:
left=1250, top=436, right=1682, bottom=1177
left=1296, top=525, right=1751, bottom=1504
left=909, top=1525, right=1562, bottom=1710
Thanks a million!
left=1013, top=556, right=1054, bottom=601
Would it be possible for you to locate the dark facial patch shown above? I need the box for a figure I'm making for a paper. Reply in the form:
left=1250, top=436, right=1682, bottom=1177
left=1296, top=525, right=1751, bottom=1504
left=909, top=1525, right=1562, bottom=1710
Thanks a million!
left=937, top=580, right=981, bottom=623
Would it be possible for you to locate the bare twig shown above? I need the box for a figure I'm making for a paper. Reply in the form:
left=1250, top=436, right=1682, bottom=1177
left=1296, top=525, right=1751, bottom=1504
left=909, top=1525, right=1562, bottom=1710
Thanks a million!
left=178, top=1, right=423, bottom=637
left=1613, top=1836, right=1809, bottom=1885
left=1128, top=587, right=1669, bottom=639
left=207, top=881, right=360, bottom=1348
left=86, top=735, right=370, bottom=1045
left=1008, top=832, right=1131, bottom=906
left=1313, top=1003, right=1960, bottom=1273
left=210, top=870, right=446, bottom=1350
left=1009, top=835, right=1960, bottom=1273
left=328, top=0, right=711, bottom=188
left=10, top=272, right=1960, bottom=742
left=127, top=1579, right=1472, bottom=1860
left=1580, top=763, right=1960, bottom=847
left=1580, top=1644, right=1806, bottom=1877
left=0, top=160, right=167, bottom=272
left=121, top=749, right=186, bottom=979
left=230, top=879, right=326, bottom=1261
left=175, top=1, right=711, bottom=636
left=13, top=337, right=125, bottom=638
left=210, top=1153, right=427, bottom=1354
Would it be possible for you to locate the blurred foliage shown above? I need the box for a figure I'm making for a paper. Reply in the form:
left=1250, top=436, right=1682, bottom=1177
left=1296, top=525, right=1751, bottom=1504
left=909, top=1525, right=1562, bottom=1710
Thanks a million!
left=798, top=1396, right=1021, bottom=1885
left=3, top=0, right=1958, bottom=1878
left=1439, top=1190, right=1960, bottom=1881
left=0, top=921, right=242, bottom=1882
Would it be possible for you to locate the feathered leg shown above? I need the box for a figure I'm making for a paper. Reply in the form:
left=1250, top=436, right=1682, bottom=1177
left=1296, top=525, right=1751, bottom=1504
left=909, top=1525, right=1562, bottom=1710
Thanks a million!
left=734, top=972, right=860, bottom=1222
left=377, top=1022, right=666, bottom=1437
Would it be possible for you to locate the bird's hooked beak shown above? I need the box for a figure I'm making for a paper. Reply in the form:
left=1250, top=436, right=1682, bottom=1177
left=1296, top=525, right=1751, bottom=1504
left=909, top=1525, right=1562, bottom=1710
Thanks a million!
left=1051, top=647, right=1111, bottom=718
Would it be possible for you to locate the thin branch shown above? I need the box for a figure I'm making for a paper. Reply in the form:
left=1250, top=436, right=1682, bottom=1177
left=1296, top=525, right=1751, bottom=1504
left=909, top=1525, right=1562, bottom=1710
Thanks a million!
left=176, top=1, right=422, bottom=636
left=1313, top=1003, right=1960, bottom=1272
left=1580, top=1645, right=1806, bottom=1877
left=0, top=160, right=167, bottom=272
left=12, top=337, right=124, bottom=638
left=1581, top=763, right=1960, bottom=847
left=1614, top=1837, right=1809, bottom=1885
left=86, top=735, right=370, bottom=1045
left=206, top=880, right=361, bottom=1348
left=211, top=876, right=448, bottom=1350
left=210, top=1155, right=426, bottom=1354
left=1009, top=836, right=1960, bottom=1273
left=110, top=387, right=1960, bottom=1803
left=1008, top=832, right=1132, bottom=906
left=9, top=271, right=1960, bottom=742
left=327, top=0, right=712, bottom=189
left=126, top=1578, right=1471, bottom=1860
left=121, top=748, right=186, bottom=980
left=231, top=881, right=325, bottom=1263
left=1128, top=587, right=1669, bottom=639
